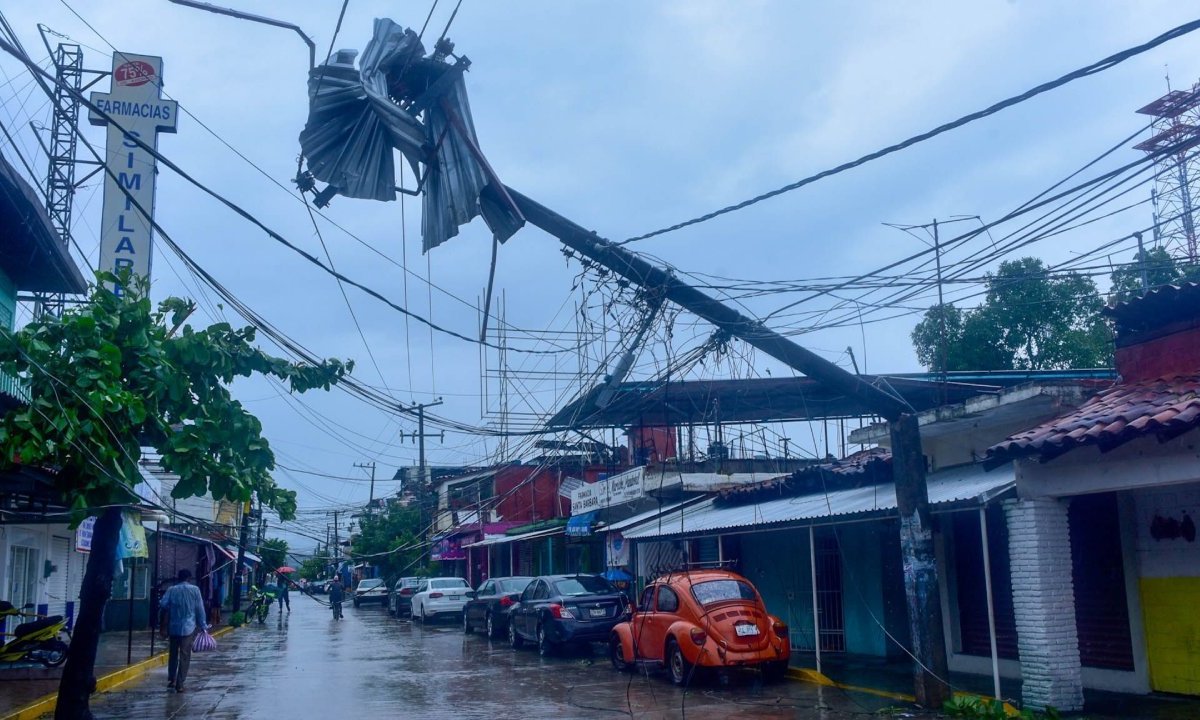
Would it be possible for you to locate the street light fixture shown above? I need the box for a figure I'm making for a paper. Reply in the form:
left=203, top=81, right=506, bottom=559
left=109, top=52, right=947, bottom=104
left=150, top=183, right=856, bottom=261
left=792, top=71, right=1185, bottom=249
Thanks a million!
left=166, top=0, right=316, bottom=69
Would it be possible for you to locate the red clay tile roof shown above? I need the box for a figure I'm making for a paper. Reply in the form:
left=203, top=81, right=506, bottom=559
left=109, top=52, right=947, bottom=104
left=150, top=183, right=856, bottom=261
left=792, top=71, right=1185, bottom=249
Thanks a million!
left=716, top=447, right=892, bottom=504
left=986, top=375, right=1200, bottom=464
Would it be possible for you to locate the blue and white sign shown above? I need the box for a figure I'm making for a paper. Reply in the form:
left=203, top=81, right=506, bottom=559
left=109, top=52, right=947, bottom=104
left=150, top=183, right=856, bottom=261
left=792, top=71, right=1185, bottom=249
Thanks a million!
left=75, top=516, right=96, bottom=553
left=89, top=53, right=178, bottom=295
left=570, top=467, right=645, bottom=514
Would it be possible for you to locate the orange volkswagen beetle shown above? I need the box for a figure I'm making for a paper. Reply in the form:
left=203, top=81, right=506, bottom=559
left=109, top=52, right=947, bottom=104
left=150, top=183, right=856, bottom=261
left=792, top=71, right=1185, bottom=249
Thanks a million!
left=609, top=569, right=790, bottom=685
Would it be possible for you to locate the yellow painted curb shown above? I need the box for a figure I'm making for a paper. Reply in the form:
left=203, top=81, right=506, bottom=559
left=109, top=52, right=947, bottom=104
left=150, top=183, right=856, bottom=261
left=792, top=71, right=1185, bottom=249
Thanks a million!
left=2, top=625, right=236, bottom=720
left=785, top=667, right=1018, bottom=714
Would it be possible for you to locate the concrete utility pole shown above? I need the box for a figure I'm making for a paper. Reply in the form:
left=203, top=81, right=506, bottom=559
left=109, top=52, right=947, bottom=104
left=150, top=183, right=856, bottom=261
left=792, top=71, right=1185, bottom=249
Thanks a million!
left=506, top=188, right=951, bottom=707
left=403, top=398, right=444, bottom=550
left=232, top=500, right=251, bottom=613
left=354, top=461, right=377, bottom=508
left=404, top=398, right=445, bottom=480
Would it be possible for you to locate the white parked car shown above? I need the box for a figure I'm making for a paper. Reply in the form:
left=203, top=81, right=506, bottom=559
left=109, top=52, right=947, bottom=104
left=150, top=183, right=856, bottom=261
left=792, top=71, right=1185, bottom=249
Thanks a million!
left=352, top=578, right=388, bottom=607
left=410, top=577, right=471, bottom=622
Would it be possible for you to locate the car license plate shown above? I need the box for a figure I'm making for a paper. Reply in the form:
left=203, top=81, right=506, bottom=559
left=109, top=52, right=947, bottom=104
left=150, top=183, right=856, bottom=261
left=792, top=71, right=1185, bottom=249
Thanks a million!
left=448, top=595, right=460, bottom=601
left=588, top=608, right=607, bottom=618
left=735, top=624, right=760, bottom=637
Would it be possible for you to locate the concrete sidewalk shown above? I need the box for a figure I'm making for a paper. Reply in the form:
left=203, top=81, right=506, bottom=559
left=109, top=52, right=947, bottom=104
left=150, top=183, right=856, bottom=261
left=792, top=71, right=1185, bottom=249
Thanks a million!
left=0, top=627, right=216, bottom=715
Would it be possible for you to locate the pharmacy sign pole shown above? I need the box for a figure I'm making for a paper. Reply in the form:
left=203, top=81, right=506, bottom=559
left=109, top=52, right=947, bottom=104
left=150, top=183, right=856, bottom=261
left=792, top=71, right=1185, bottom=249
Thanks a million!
left=88, top=53, right=178, bottom=294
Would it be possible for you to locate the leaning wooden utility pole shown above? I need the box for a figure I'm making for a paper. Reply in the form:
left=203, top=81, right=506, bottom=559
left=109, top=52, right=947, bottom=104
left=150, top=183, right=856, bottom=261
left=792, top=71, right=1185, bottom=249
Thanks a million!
left=507, top=188, right=951, bottom=707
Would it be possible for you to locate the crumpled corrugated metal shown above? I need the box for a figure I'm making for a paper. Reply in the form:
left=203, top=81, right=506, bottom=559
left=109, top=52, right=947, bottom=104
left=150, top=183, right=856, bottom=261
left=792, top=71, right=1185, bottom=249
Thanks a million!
left=298, top=18, right=523, bottom=252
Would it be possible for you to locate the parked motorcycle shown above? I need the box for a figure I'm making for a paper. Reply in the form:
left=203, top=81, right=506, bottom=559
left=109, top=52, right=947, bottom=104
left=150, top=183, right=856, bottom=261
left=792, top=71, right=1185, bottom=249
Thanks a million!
left=247, top=586, right=276, bottom=624
left=0, top=601, right=70, bottom=667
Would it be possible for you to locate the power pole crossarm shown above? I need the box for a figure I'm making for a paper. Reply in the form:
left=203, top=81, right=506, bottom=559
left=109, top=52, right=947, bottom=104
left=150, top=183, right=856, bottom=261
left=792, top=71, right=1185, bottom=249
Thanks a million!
left=354, top=461, right=377, bottom=508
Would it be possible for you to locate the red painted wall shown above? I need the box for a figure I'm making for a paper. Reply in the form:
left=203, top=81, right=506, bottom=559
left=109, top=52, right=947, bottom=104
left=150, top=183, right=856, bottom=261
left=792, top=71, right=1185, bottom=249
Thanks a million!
left=1115, top=326, right=1200, bottom=382
left=629, top=426, right=678, bottom=464
left=492, top=464, right=630, bottom=522
left=493, top=466, right=560, bottom=523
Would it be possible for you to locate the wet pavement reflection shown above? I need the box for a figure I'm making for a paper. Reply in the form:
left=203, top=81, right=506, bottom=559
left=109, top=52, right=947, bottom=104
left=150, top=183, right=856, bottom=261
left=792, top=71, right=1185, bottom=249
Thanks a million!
left=81, top=594, right=900, bottom=719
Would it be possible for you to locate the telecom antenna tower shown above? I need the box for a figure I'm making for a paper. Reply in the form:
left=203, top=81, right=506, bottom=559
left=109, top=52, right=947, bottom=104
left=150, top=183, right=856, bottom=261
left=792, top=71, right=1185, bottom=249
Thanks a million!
left=1135, top=79, right=1200, bottom=262
left=38, top=42, right=84, bottom=316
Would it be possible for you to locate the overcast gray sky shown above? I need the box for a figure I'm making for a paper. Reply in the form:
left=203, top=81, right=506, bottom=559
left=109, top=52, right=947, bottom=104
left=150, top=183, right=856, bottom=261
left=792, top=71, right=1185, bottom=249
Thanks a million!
left=2, top=1, right=1198, bottom=549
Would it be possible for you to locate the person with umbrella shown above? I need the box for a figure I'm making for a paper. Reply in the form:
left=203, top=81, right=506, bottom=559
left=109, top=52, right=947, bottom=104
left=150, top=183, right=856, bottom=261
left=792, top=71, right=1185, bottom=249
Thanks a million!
left=275, top=567, right=294, bottom=613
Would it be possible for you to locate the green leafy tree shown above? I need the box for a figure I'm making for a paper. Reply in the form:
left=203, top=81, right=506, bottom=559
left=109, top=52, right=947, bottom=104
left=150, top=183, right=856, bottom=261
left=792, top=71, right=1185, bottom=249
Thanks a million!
left=351, top=504, right=427, bottom=583
left=260, top=537, right=289, bottom=573
left=298, top=554, right=330, bottom=581
left=912, top=257, right=1112, bottom=371
left=0, top=275, right=350, bottom=720
left=1109, top=246, right=1200, bottom=302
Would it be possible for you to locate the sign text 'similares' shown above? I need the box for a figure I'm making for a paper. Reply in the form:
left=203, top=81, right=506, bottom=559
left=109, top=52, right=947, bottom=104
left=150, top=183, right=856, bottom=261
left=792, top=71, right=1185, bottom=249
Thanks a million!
left=89, top=53, right=178, bottom=294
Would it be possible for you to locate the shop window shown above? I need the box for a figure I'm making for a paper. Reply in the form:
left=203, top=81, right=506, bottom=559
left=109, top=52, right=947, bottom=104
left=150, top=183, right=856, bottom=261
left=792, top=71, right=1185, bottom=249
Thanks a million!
left=112, top=564, right=150, bottom=600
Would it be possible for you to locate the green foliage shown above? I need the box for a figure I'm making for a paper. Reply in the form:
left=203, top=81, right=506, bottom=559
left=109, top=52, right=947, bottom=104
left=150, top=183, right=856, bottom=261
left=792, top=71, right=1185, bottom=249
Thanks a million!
left=1109, top=246, right=1200, bottom=303
left=0, top=272, right=352, bottom=522
left=229, top=611, right=247, bottom=628
left=940, top=695, right=1063, bottom=720
left=912, top=257, right=1111, bottom=372
left=351, top=504, right=427, bottom=583
left=298, top=555, right=330, bottom=581
left=260, top=537, right=288, bottom=572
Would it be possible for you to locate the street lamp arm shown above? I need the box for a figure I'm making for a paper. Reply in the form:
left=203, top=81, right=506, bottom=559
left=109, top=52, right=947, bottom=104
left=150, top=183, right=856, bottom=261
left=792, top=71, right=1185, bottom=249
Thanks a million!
left=167, top=0, right=315, bottom=69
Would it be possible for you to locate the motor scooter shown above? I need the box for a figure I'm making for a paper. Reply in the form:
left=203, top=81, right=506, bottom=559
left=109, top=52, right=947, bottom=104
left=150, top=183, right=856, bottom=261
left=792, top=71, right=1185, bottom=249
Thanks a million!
left=0, top=601, right=70, bottom=667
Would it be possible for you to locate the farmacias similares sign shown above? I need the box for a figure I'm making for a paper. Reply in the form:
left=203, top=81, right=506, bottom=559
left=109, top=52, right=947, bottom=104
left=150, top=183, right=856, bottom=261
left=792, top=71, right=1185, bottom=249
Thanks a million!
left=89, top=53, right=178, bottom=294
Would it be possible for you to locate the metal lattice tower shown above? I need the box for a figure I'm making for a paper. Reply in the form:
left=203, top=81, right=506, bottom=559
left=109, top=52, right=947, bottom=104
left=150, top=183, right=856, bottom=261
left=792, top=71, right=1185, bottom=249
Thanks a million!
left=1135, top=80, right=1200, bottom=262
left=40, top=43, right=84, bottom=316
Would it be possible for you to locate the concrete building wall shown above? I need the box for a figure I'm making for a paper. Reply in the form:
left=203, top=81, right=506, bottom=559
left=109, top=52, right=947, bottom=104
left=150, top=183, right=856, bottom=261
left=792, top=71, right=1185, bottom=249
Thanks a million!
left=0, top=523, right=87, bottom=633
left=1129, top=482, right=1200, bottom=695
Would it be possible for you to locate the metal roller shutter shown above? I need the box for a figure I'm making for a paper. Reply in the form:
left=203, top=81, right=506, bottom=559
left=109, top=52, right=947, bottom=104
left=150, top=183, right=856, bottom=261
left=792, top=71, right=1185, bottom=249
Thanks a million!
left=47, top=536, right=71, bottom=618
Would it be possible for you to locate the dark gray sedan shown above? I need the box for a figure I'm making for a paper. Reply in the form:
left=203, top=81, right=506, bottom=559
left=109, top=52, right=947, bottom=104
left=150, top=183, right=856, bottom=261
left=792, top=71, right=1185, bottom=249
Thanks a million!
left=462, top=576, right=533, bottom=638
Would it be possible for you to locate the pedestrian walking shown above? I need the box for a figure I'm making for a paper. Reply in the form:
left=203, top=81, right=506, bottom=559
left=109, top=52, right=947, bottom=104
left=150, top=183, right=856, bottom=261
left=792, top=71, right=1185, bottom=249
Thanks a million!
left=328, top=577, right=344, bottom=620
left=276, top=573, right=291, bottom=613
left=158, top=569, right=208, bottom=693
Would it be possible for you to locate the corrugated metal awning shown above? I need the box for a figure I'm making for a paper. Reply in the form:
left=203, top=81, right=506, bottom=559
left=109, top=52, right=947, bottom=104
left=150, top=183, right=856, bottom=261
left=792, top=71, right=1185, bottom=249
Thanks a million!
left=461, top=526, right=563, bottom=549
left=621, top=463, right=1015, bottom=540
left=599, top=498, right=709, bottom=534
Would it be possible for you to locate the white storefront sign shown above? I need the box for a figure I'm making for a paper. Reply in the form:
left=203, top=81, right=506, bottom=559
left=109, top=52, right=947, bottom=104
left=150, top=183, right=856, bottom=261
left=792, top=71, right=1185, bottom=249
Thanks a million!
left=75, top=516, right=96, bottom=553
left=89, top=53, right=179, bottom=295
left=570, top=467, right=645, bottom=514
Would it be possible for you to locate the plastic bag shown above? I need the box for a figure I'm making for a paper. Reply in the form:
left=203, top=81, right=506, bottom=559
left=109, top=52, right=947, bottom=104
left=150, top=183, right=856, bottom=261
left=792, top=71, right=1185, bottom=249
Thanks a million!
left=193, top=629, right=217, bottom=653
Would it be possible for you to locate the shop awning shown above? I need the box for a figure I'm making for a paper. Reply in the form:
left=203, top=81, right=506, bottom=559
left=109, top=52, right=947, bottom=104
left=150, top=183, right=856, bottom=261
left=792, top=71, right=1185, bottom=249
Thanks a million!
left=565, top=511, right=599, bottom=537
left=599, top=498, right=710, bottom=534
left=462, top=526, right=564, bottom=549
left=158, top=530, right=236, bottom=561
left=621, top=463, right=1015, bottom=540
left=223, top=546, right=261, bottom=565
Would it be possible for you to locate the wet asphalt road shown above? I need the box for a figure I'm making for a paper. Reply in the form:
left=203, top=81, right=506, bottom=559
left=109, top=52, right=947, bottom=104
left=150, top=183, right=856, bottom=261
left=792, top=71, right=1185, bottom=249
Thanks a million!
left=80, top=593, right=897, bottom=719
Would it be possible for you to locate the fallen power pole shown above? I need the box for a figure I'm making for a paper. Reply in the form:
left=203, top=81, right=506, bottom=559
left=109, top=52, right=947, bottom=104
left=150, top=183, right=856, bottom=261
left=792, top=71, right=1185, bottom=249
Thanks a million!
left=289, top=22, right=949, bottom=704
left=508, top=188, right=951, bottom=707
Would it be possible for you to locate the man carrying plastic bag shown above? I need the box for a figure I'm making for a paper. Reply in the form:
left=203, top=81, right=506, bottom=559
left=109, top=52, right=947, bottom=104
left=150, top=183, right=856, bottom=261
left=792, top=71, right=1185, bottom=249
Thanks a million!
left=158, top=569, right=208, bottom=693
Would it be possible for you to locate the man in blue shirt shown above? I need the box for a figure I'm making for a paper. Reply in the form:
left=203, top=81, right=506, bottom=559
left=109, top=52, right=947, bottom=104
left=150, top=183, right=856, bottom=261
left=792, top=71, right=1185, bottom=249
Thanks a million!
left=158, top=569, right=207, bottom=693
